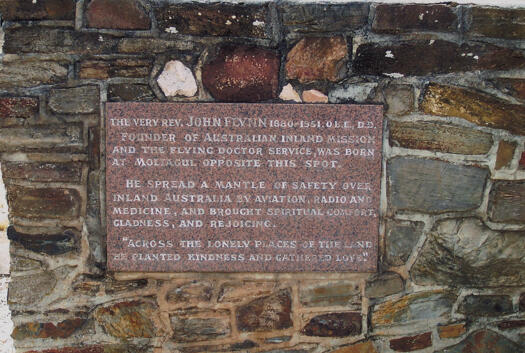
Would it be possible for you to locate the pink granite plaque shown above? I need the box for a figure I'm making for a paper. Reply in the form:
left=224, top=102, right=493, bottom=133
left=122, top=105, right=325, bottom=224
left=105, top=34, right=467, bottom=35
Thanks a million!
left=106, top=103, right=383, bottom=272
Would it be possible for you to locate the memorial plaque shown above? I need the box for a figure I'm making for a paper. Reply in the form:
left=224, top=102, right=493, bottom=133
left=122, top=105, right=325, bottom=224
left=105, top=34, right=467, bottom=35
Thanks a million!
left=106, top=103, right=383, bottom=272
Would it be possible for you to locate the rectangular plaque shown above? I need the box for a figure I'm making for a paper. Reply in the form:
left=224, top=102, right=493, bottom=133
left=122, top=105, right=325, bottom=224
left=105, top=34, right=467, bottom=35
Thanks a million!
left=106, top=103, right=383, bottom=272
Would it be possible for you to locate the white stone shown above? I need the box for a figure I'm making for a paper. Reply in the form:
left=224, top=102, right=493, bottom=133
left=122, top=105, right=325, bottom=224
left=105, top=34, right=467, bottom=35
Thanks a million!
left=157, top=60, right=198, bottom=97
left=329, top=83, right=377, bottom=103
left=279, top=83, right=302, bottom=102
left=0, top=240, right=9, bottom=275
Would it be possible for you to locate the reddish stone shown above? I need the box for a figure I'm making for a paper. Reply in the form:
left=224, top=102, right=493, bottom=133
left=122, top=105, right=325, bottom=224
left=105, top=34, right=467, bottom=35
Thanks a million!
left=0, top=97, right=38, bottom=119
left=390, top=332, right=432, bottom=352
left=301, top=312, right=362, bottom=337
left=497, top=320, right=525, bottom=330
left=86, top=0, right=151, bottom=30
left=355, top=40, right=525, bottom=76
left=6, top=185, right=81, bottom=220
left=0, top=0, right=75, bottom=21
left=236, top=289, right=292, bottom=332
left=438, top=323, right=467, bottom=339
left=520, top=151, right=525, bottom=170
left=373, top=4, right=457, bottom=34
left=12, top=318, right=86, bottom=340
left=1, top=161, right=82, bottom=182
left=202, top=45, right=279, bottom=102
left=468, top=7, right=525, bottom=40
left=435, top=330, right=523, bottom=353
left=286, top=36, right=348, bottom=83
left=94, top=300, right=157, bottom=338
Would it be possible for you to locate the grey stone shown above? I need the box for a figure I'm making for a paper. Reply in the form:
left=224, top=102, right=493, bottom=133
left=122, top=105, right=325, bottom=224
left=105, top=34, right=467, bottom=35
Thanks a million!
left=328, top=83, right=377, bottom=103
left=489, top=181, right=525, bottom=224
left=0, top=125, right=83, bottom=152
left=171, top=312, right=231, bottom=342
left=365, top=272, right=404, bottom=299
left=48, top=86, right=100, bottom=114
left=8, top=271, right=57, bottom=305
left=388, top=157, right=488, bottom=213
left=0, top=58, right=68, bottom=88
left=385, top=219, right=424, bottom=266
left=383, top=84, right=414, bottom=116
left=458, top=295, right=514, bottom=317
left=412, top=218, right=525, bottom=287
left=300, top=281, right=361, bottom=308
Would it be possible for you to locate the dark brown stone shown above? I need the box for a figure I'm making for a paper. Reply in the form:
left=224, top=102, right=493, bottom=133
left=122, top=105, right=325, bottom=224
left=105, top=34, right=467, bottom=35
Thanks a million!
left=6, top=186, right=81, bottom=220
left=0, top=97, right=38, bottom=119
left=0, top=0, right=75, bottom=21
left=86, top=0, right=150, bottom=30
left=8, top=226, right=76, bottom=255
left=468, top=7, right=525, bottom=40
left=390, top=332, right=432, bottom=352
left=389, top=120, right=493, bottom=155
left=79, top=59, right=152, bottom=79
left=202, top=45, right=279, bottom=102
left=388, top=157, right=488, bottom=213
left=438, top=323, right=467, bottom=339
left=280, top=3, right=369, bottom=34
left=286, top=36, right=348, bottom=83
left=171, top=311, right=231, bottom=342
left=520, top=293, right=525, bottom=311
left=373, top=4, right=457, bottom=34
left=422, top=84, right=525, bottom=136
left=154, top=3, right=269, bottom=38
left=236, top=289, right=292, bottom=332
left=2, top=161, right=82, bottom=182
left=103, top=278, right=148, bottom=294
left=4, top=27, right=119, bottom=55
left=489, top=181, right=525, bottom=223
left=495, top=141, right=517, bottom=170
left=0, top=125, right=83, bottom=152
left=458, top=295, right=514, bottom=317
left=354, top=40, right=525, bottom=76
left=385, top=219, right=424, bottom=266
left=94, top=300, right=157, bottom=338
left=521, top=151, right=525, bottom=169
left=497, top=320, right=525, bottom=330
left=435, top=330, right=524, bottom=353
left=365, top=272, right=404, bottom=299
left=493, top=78, right=525, bottom=101
left=301, top=312, right=362, bottom=337
left=108, top=83, right=155, bottom=102
left=12, top=318, right=86, bottom=339
left=48, top=86, right=100, bottom=114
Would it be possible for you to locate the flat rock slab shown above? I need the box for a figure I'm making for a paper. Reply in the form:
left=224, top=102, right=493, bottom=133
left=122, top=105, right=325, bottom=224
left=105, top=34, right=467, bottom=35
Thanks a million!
left=106, top=103, right=383, bottom=272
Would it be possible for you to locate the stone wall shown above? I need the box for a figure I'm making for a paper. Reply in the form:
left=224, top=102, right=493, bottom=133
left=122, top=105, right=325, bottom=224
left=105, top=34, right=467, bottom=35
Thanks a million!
left=1, top=1, right=524, bottom=352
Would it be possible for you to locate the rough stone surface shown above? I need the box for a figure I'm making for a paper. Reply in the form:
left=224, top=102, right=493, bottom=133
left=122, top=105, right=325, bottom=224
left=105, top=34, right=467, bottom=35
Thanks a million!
left=365, top=272, right=404, bottom=299
left=301, top=312, right=362, bottom=337
left=521, top=151, right=525, bottom=169
left=302, top=89, right=328, bottom=103
left=383, top=84, right=414, bottom=116
left=0, top=0, right=75, bottom=20
left=79, top=58, right=152, bottom=79
left=236, top=289, right=292, bottom=332
left=488, top=181, right=525, bottom=224
left=280, top=3, right=369, bottom=34
left=385, top=219, right=424, bottom=266
left=24, top=344, right=146, bottom=353
left=411, top=218, right=525, bottom=287
left=495, top=141, right=517, bottom=170
left=86, top=0, right=150, bottom=30
left=8, top=271, right=57, bottom=304
left=279, top=84, right=302, bottom=102
left=521, top=293, right=525, bottom=311
left=388, top=157, right=488, bottom=213
left=373, top=4, right=457, bottom=34
left=435, top=330, right=524, bottom=353
left=421, top=84, right=525, bottom=136
left=154, top=3, right=269, bottom=38
left=0, top=125, right=83, bottom=151
left=494, top=78, right=525, bottom=100
left=468, top=8, right=525, bottom=40
left=438, top=323, right=467, bottom=339
left=166, top=281, right=213, bottom=303
left=0, top=58, right=68, bottom=89
left=6, top=185, right=81, bottom=220
left=0, top=97, right=38, bottom=119
left=329, top=83, right=377, bottom=103
left=8, top=226, right=76, bottom=255
left=330, top=341, right=378, bottom=353
left=12, top=318, right=86, bottom=340
left=389, top=121, right=493, bottom=155
left=108, top=84, right=155, bottom=102
left=354, top=40, right=525, bottom=76
left=202, top=45, right=279, bottom=102
left=372, top=290, right=456, bottom=327
left=48, top=86, right=100, bottom=114
left=171, top=312, right=231, bottom=342
left=218, top=281, right=276, bottom=303
left=2, top=161, right=82, bottom=182
left=157, top=60, right=198, bottom=98
left=458, top=295, right=514, bottom=317
left=497, top=320, right=525, bottom=330
left=117, top=38, right=194, bottom=53
left=390, top=332, right=432, bottom=352
left=94, top=300, right=157, bottom=338
left=286, top=36, right=347, bottom=83
left=300, top=281, right=360, bottom=308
